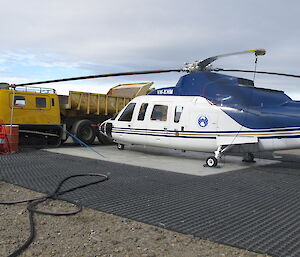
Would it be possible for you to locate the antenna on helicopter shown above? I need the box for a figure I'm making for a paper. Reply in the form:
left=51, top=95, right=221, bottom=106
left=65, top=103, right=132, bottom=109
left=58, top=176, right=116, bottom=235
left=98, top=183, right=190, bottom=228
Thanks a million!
left=252, top=49, right=266, bottom=81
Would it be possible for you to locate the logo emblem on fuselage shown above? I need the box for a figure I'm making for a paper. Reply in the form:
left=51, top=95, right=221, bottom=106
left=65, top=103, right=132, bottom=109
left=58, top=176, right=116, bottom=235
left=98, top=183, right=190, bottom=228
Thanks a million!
left=198, top=116, right=208, bottom=127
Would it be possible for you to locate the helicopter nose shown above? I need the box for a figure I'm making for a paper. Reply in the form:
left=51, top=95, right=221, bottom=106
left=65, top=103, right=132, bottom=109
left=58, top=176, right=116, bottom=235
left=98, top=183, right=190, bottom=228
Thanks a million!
left=99, top=122, right=106, bottom=134
left=99, top=121, right=113, bottom=138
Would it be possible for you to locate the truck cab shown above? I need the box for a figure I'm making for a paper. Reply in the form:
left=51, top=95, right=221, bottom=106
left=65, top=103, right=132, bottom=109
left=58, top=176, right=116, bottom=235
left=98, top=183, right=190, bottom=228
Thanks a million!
left=0, top=84, right=62, bottom=146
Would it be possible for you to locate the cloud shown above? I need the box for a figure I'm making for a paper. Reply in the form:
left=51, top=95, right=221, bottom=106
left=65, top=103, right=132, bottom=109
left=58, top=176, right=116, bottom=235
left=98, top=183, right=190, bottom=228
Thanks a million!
left=0, top=0, right=300, bottom=96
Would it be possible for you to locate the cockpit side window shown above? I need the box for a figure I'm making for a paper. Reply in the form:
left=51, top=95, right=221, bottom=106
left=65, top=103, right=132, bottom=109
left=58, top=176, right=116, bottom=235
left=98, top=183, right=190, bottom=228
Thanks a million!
left=151, top=105, right=168, bottom=121
left=174, top=106, right=184, bottom=123
left=137, top=103, right=148, bottom=121
left=118, top=103, right=136, bottom=121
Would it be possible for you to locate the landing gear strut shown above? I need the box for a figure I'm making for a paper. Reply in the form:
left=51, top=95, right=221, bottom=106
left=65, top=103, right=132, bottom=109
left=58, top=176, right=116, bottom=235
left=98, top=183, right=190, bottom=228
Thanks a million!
left=205, top=145, right=233, bottom=168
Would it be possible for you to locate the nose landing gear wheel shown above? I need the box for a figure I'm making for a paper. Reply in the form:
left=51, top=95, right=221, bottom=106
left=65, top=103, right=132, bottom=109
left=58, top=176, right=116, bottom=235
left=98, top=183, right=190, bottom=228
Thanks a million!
left=117, top=143, right=125, bottom=150
left=206, top=156, right=218, bottom=167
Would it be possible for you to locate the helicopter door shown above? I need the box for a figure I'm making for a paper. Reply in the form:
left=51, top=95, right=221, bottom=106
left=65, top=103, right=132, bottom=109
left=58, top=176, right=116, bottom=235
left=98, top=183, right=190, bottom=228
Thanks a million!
left=146, top=103, right=170, bottom=147
left=169, top=104, right=187, bottom=148
left=168, top=105, right=185, bottom=133
left=128, top=102, right=149, bottom=144
left=115, top=102, right=137, bottom=143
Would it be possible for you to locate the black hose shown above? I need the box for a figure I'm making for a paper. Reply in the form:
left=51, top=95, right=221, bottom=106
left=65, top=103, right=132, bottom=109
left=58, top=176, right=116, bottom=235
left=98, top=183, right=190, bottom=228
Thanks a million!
left=0, top=173, right=109, bottom=257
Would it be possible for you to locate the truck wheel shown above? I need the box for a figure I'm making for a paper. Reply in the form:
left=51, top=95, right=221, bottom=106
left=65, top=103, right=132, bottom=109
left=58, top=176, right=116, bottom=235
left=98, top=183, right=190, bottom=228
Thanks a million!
left=72, top=120, right=96, bottom=145
left=47, top=136, right=62, bottom=147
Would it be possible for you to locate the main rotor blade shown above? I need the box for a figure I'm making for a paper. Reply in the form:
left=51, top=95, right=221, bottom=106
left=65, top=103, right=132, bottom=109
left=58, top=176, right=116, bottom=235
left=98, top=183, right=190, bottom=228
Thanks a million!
left=214, top=68, right=300, bottom=79
left=12, top=49, right=266, bottom=86
left=14, top=69, right=182, bottom=86
left=195, top=49, right=266, bottom=71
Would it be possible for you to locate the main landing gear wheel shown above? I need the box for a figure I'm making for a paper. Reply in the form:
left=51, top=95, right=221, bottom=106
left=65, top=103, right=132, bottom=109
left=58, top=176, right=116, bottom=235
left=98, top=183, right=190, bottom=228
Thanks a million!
left=243, top=152, right=255, bottom=162
left=206, top=156, right=218, bottom=167
left=117, top=143, right=125, bottom=150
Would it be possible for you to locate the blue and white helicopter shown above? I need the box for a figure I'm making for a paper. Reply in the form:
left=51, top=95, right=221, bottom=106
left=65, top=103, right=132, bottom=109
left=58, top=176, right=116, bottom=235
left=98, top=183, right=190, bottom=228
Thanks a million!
left=14, top=49, right=300, bottom=167
left=99, top=49, right=300, bottom=167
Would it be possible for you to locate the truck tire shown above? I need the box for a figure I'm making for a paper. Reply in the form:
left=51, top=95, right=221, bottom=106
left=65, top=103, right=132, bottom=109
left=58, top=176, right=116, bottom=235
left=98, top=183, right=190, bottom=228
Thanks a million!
left=47, top=136, right=62, bottom=147
left=72, top=119, right=96, bottom=145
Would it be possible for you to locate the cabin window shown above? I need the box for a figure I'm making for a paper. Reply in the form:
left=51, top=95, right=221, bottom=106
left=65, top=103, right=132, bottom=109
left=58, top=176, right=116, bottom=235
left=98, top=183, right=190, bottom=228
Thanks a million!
left=14, top=96, right=26, bottom=107
left=36, top=97, right=47, bottom=108
left=151, top=105, right=168, bottom=121
left=51, top=98, right=55, bottom=107
left=118, top=103, right=136, bottom=121
left=174, top=106, right=184, bottom=123
left=137, top=103, right=148, bottom=121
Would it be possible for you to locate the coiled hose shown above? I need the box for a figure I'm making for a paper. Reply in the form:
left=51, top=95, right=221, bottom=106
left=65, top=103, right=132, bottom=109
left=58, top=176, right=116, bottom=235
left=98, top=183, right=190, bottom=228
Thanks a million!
left=0, top=173, right=109, bottom=257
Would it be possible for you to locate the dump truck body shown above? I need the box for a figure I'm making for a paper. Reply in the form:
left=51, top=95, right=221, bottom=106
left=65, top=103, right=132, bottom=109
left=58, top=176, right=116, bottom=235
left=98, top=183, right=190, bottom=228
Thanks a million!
left=59, top=92, right=131, bottom=117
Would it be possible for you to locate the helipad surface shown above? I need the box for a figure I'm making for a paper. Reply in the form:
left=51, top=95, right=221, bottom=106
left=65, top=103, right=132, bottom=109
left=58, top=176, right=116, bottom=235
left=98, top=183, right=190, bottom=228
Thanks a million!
left=1, top=149, right=300, bottom=257
left=46, top=144, right=279, bottom=176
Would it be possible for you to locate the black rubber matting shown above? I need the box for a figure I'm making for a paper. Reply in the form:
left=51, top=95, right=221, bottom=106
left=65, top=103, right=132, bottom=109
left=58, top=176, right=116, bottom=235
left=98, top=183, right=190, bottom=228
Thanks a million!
left=1, top=149, right=300, bottom=257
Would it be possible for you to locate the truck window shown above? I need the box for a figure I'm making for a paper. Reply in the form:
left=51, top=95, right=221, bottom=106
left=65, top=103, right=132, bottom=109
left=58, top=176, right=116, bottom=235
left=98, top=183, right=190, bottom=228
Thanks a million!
left=151, top=105, right=168, bottom=121
left=137, top=103, right=148, bottom=121
left=118, top=103, right=136, bottom=121
left=36, top=97, right=47, bottom=108
left=14, top=96, right=25, bottom=107
left=174, top=106, right=184, bottom=123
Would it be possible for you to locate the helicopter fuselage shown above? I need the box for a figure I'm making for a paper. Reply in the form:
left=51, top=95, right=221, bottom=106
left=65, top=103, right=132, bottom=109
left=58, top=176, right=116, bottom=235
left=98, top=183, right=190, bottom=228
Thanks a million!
left=100, top=72, right=300, bottom=166
left=101, top=94, right=300, bottom=153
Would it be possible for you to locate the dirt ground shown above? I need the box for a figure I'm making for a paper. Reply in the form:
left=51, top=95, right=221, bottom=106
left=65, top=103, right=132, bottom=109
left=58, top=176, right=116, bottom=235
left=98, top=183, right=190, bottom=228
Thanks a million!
left=0, top=181, right=270, bottom=257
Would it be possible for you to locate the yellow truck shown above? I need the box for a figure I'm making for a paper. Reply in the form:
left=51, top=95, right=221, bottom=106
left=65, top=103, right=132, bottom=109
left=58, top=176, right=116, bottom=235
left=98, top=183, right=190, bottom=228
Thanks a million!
left=0, top=82, right=153, bottom=146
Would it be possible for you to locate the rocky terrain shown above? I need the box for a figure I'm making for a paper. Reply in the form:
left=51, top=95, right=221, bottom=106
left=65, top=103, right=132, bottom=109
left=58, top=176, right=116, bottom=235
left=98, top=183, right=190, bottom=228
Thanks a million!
left=0, top=181, right=270, bottom=257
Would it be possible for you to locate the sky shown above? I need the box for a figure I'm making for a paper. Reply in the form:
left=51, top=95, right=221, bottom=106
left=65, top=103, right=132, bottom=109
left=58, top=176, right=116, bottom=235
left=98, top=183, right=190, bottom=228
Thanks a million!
left=1, top=0, right=300, bottom=98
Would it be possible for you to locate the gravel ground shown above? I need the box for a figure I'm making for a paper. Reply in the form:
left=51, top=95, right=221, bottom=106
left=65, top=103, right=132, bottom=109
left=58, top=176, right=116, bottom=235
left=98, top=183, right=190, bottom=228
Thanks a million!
left=0, top=181, right=270, bottom=257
